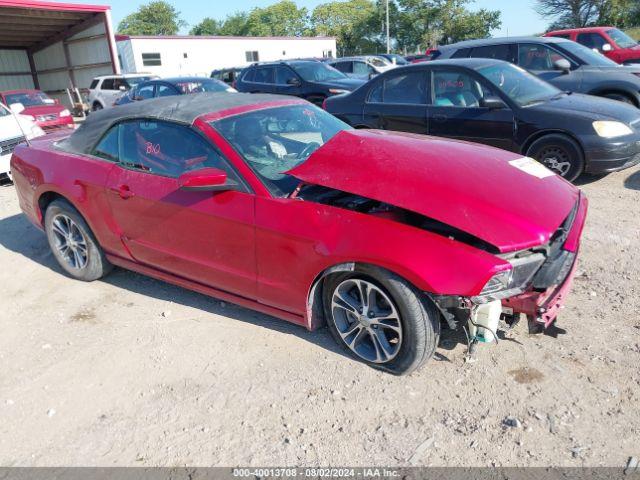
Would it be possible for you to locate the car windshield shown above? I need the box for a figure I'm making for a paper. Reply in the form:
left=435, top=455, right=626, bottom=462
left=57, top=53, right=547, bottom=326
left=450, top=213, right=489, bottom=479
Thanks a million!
left=172, top=79, right=232, bottom=94
left=5, top=91, right=54, bottom=107
left=558, top=40, right=620, bottom=66
left=369, top=57, right=389, bottom=67
left=607, top=28, right=638, bottom=49
left=212, top=104, right=351, bottom=196
left=386, top=54, right=408, bottom=65
left=290, top=62, right=347, bottom=82
left=478, top=62, right=562, bottom=107
left=126, top=76, right=154, bottom=87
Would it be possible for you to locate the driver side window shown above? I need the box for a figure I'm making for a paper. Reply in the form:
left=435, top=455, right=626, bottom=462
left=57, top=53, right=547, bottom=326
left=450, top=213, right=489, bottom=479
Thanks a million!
left=110, top=120, right=242, bottom=184
left=432, top=70, right=493, bottom=108
left=518, top=43, right=571, bottom=71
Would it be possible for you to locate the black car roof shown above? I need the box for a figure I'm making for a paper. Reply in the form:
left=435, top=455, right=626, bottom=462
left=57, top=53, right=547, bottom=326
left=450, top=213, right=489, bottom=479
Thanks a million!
left=440, top=36, right=571, bottom=50
left=57, top=92, right=288, bottom=155
left=379, top=57, right=506, bottom=72
left=247, top=59, right=320, bottom=67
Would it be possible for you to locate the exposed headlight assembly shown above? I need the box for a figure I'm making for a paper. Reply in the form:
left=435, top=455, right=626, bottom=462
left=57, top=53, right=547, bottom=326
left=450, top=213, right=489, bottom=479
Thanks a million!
left=473, top=253, right=546, bottom=304
left=593, top=120, right=633, bottom=138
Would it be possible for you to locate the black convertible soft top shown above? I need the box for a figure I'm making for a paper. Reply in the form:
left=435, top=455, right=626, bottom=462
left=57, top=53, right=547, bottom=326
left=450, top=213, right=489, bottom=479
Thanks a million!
left=57, top=92, right=293, bottom=155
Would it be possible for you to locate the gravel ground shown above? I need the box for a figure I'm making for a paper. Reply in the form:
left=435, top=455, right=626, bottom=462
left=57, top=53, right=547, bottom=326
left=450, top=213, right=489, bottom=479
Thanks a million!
left=0, top=166, right=639, bottom=467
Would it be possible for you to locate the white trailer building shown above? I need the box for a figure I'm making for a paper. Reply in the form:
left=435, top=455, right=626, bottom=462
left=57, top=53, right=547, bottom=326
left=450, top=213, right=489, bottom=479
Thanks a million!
left=116, top=35, right=337, bottom=77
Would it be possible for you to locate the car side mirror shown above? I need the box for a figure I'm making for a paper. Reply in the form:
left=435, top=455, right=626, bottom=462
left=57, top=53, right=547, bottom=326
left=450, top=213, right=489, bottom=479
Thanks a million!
left=553, top=58, right=571, bottom=73
left=287, top=77, right=301, bottom=86
left=602, top=43, right=613, bottom=52
left=480, top=96, right=506, bottom=109
left=119, top=85, right=127, bottom=91
left=178, top=167, right=236, bottom=192
left=9, top=102, right=25, bottom=114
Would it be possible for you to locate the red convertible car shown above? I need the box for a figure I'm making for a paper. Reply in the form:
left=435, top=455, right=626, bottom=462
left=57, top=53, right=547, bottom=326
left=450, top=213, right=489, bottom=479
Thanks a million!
left=11, top=93, right=587, bottom=374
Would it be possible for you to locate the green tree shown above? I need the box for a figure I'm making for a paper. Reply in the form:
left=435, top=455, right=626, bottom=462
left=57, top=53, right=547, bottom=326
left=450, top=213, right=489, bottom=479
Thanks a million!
left=536, top=0, right=640, bottom=29
left=245, top=1, right=311, bottom=36
left=190, top=17, right=222, bottom=35
left=396, top=0, right=501, bottom=51
left=218, top=12, right=250, bottom=36
left=312, top=0, right=377, bottom=55
left=117, top=1, right=186, bottom=35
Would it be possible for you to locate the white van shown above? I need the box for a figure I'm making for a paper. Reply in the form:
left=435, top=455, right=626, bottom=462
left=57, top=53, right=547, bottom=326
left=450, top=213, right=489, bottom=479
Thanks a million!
left=0, top=103, right=45, bottom=183
left=88, top=74, right=158, bottom=111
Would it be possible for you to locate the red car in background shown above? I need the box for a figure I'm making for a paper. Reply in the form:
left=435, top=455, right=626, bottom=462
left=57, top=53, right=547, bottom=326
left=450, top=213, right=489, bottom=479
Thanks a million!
left=545, top=27, right=640, bottom=64
left=0, top=89, right=74, bottom=132
left=10, top=93, right=587, bottom=375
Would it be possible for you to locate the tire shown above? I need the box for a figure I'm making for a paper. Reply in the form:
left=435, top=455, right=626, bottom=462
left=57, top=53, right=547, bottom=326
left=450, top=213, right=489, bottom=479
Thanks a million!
left=323, top=265, right=440, bottom=375
left=6, top=169, right=12, bottom=183
left=602, top=92, right=635, bottom=106
left=526, top=134, right=584, bottom=182
left=44, top=199, right=112, bottom=281
left=92, top=102, right=103, bottom=111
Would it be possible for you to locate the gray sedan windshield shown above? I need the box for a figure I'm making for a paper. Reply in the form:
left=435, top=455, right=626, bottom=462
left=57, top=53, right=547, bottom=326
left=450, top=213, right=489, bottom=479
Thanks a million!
left=559, top=41, right=620, bottom=67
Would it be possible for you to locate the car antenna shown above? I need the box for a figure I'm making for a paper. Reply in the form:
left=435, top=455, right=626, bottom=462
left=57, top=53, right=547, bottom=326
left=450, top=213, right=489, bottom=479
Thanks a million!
left=4, top=104, right=32, bottom=147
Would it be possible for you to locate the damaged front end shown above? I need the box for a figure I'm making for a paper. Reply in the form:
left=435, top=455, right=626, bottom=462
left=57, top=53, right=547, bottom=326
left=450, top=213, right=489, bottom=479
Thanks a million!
left=432, top=193, right=588, bottom=358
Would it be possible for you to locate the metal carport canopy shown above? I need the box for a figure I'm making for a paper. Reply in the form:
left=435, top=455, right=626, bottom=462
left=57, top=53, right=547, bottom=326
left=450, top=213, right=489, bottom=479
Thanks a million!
left=0, top=0, right=118, bottom=94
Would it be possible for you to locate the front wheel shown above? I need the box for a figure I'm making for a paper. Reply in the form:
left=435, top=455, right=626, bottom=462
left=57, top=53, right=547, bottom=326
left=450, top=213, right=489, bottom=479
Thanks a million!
left=323, top=266, right=440, bottom=375
left=603, top=92, right=635, bottom=105
left=44, top=199, right=112, bottom=281
left=526, top=134, right=584, bottom=182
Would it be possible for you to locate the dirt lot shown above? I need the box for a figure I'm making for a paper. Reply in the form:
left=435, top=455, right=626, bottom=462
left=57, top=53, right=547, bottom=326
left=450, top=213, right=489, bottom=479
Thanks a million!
left=0, top=167, right=639, bottom=467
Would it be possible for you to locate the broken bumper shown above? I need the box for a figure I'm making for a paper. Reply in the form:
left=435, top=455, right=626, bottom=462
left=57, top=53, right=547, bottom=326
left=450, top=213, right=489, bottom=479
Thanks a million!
left=502, top=259, right=577, bottom=328
left=502, top=193, right=588, bottom=328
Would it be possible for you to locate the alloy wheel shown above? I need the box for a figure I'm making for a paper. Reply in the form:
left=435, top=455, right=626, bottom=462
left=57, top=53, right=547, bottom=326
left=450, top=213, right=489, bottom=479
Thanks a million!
left=537, top=146, right=572, bottom=177
left=51, top=214, right=88, bottom=270
left=331, top=278, right=403, bottom=364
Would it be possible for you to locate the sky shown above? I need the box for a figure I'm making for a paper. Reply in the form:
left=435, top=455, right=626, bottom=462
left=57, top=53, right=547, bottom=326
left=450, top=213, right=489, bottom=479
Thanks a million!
left=70, top=0, right=549, bottom=37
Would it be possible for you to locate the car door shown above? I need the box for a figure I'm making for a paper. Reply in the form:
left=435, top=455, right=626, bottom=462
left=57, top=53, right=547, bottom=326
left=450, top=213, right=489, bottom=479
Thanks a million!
left=353, top=61, right=375, bottom=79
left=251, top=66, right=276, bottom=93
left=332, top=61, right=353, bottom=76
left=274, top=66, right=302, bottom=96
left=104, top=119, right=257, bottom=297
left=517, top=43, right=580, bottom=92
left=362, top=70, right=429, bottom=134
left=98, top=78, right=117, bottom=106
left=427, top=67, right=515, bottom=150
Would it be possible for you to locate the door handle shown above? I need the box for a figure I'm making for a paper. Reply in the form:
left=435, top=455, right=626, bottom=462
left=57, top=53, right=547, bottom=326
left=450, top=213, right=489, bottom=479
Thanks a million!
left=433, top=114, right=448, bottom=123
left=111, top=184, right=134, bottom=199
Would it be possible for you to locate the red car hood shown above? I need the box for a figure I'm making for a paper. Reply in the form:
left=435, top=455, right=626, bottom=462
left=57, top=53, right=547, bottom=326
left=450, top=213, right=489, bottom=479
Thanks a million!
left=288, top=130, right=580, bottom=253
left=22, top=104, right=65, bottom=116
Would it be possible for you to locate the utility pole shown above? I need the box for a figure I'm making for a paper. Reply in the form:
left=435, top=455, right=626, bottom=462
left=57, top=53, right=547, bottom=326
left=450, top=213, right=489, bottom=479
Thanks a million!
left=386, top=0, right=390, bottom=53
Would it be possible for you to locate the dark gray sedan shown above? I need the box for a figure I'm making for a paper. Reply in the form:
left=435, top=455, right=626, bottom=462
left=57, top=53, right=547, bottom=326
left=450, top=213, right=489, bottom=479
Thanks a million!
left=434, top=36, right=640, bottom=107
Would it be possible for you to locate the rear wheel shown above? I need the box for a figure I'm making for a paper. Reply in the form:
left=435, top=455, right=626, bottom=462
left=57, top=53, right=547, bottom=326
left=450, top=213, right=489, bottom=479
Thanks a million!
left=526, top=134, right=584, bottom=182
left=44, top=199, right=112, bottom=281
left=323, top=265, right=440, bottom=375
left=92, top=102, right=103, bottom=111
